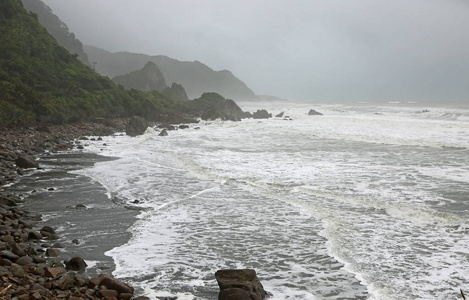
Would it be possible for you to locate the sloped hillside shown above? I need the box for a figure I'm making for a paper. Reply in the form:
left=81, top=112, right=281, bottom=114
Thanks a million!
left=0, top=0, right=174, bottom=126
left=21, top=0, right=91, bottom=67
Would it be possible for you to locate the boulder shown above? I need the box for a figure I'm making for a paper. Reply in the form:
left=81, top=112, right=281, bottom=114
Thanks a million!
left=308, top=109, right=323, bottom=116
left=252, top=110, right=272, bottom=119
left=159, top=129, right=168, bottom=136
left=46, top=248, right=60, bottom=257
left=15, top=154, right=39, bottom=169
left=65, top=256, right=88, bottom=272
left=125, top=116, right=148, bottom=137
left=55, top=271, right=76, bottom=290
left=91, top=274, right=134, bottom=294
left=215, top=269, right=266, bottom=300
left=275, top=112, right=284, bottom=118
left=40, top=225, right=56, bottom=234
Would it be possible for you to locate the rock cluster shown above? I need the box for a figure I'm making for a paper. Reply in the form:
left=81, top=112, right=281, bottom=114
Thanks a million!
left=0, top=119, right=127, bottom=187
left=0, top=194, right=145, bottom=300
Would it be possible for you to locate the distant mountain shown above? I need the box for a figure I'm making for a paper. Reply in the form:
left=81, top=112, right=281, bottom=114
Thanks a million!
left=21, top=0, right=91, bottom=67
left=113, top=61, right=189, bottom=101
left=113, top=61, right=167, bottom=92
left=84, top=45, right=257, bottom=101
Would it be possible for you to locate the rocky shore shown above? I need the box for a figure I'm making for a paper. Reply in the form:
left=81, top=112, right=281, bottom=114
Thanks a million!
left=0, top=119, right=152, bottom=300
left=0, top=119, right=129, bottom=187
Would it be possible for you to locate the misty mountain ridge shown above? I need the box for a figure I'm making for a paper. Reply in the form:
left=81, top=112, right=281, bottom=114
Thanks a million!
left=84, top=45, right=257, bottom=101
left=21, top=0, right=91, bottom=67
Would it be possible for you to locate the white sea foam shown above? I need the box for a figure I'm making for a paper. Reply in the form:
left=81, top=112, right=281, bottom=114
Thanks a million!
left=74, top=101, right=469, bottom=299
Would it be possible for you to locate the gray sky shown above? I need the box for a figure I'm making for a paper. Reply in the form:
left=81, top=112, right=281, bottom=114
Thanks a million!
left=41, top=0, right=469, bottom=102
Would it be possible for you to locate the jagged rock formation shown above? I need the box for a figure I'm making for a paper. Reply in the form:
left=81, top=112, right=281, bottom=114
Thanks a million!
left=187, top=92, right=247, bottom=121
left=162, top=83, right=189, bottom=101
left=84, top=45, right=257, bottom=101
left=21, top=0, right=91, bottom=67
left=253, top=109, right=272, bottom=119
left=113, top=62, right=167, bottom=92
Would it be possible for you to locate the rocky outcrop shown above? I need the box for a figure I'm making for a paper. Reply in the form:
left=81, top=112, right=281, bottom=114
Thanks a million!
left=215, top=269, right=266, bottom=300
left=189, top=93, right=249, bottom=121
left=217, top=99, right=245, bottom=120
left=113, top=61, right=168, bottom=92
left=308, top=109, right=323, bottom=116
left=252, top=110, right=272, bottom=119
left=126, top=116, right=148, bottom=137
left=162, top=82, right=189, bottom=101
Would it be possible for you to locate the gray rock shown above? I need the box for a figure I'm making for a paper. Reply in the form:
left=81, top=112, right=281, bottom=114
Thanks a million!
left=252, top=110, right=272, bottom=119
left=0, top=250, right=19, bottom=261
left=15, top=154, right=39, bottom=169
left=16, top=256, right=34, bottom=266
left=275, top=112, right=284, bottom=118
left=215, top=269, right=266, bottom=300
left=308, top=109, right=323, bottom=116
left=65, top=256, right=88, bottom=272
left=126, top=116, right=148, bottom=137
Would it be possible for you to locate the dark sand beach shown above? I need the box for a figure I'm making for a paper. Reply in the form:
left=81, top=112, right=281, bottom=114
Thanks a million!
left=5, top=152, right=140, bottom=278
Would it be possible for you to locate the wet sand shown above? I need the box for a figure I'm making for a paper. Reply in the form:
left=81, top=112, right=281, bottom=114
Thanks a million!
left=5, top=151, right=139, bottom=278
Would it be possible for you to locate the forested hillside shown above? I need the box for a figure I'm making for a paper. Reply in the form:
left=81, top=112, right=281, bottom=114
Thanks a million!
left=0, top=0, right=175, bottom=127
left=21, top=0, right=91, bottom=67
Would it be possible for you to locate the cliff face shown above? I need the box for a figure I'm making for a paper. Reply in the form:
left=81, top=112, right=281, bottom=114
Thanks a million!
left=84, top=45, right=257, bottom=101
left=21, top=0, right=91, bottom=67
left=113, top=62, right=167, bottom=92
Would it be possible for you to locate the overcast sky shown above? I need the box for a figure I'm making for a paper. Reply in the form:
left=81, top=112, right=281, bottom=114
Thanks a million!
left=41, top=0, right=469, bottom=102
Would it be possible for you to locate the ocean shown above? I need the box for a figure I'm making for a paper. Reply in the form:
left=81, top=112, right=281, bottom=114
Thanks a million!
left=13, top=101, right=469, bottom=299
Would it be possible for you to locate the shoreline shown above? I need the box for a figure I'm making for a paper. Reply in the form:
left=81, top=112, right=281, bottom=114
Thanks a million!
left=0, top=119, right=151, bottom=299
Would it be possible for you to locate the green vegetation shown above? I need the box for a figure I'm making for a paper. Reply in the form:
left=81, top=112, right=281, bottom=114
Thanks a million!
left=21, top=0, right=91, bottom=66
left=0, top=0, right=175, bottom=127
left=0, top=0, right=246, bottom=127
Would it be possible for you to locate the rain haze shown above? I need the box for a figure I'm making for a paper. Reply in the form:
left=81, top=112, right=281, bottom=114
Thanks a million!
left=41, top=0, right=469, bottom=103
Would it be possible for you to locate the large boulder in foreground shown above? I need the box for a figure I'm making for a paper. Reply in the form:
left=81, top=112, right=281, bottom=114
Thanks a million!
left=215, top=269, right=266, bottom=300
left=126, top=116, right=148, bottom=137
left=15, top=154, right=39, bottom=169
